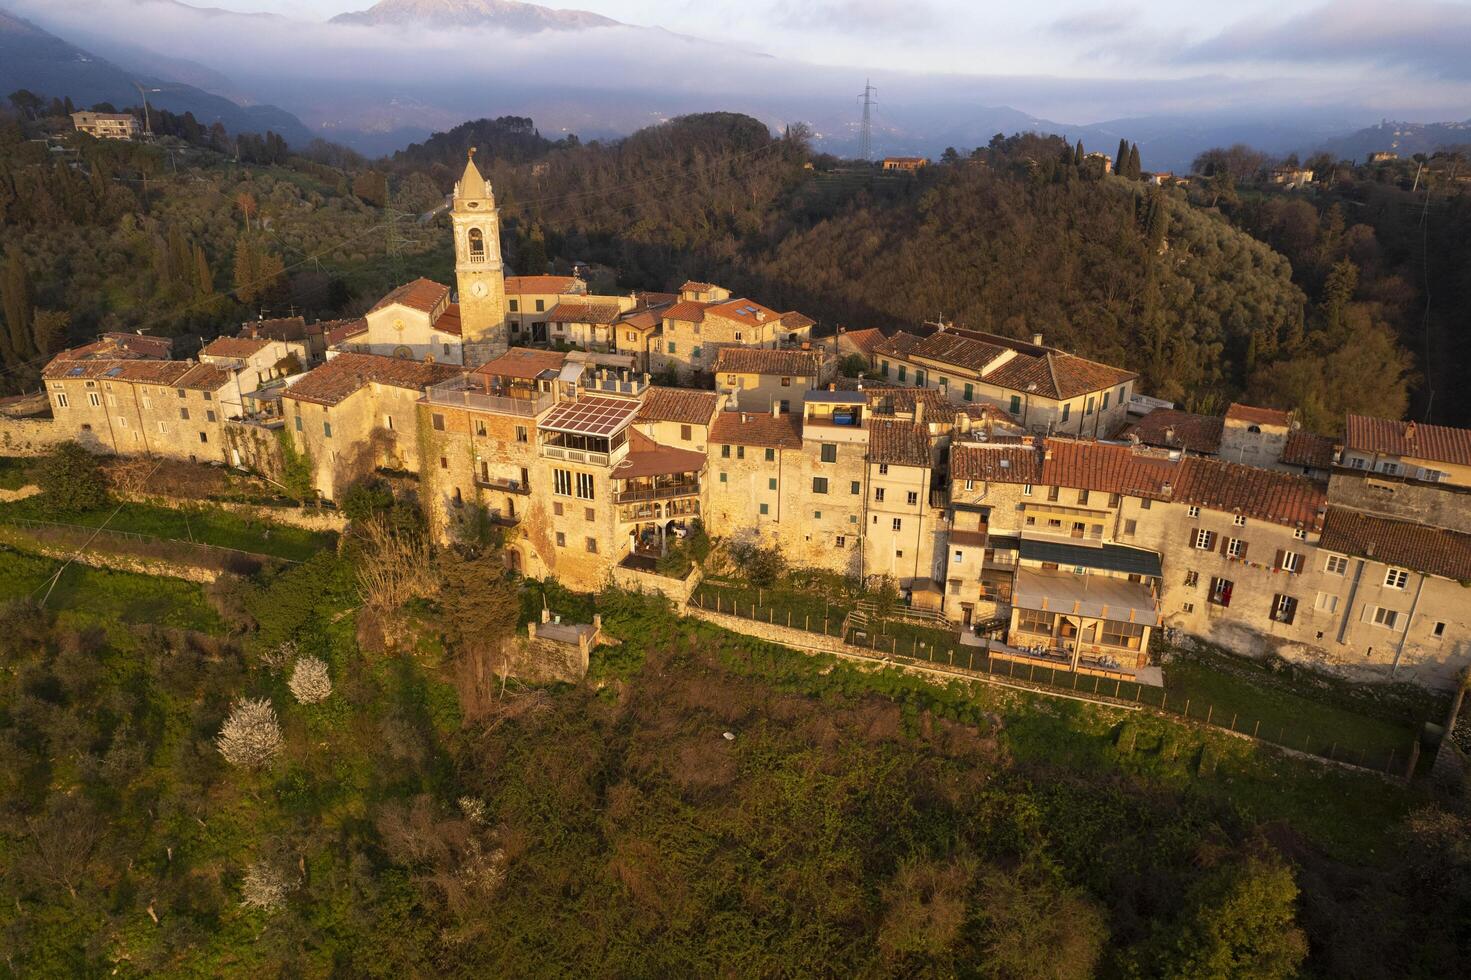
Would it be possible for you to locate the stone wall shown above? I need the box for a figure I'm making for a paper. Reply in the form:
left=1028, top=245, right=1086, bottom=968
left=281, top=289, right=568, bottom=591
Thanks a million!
left=1328, top=470, right=1471, bottom=534
left=611, top=562, right=703, bottom=603
left=116, top=491, right=349, bottom=533
left=0, top=415, right=67, bottom=456
left=496, top=633, right=589, bottom=684
left=0, top=529, right=223, bottom=583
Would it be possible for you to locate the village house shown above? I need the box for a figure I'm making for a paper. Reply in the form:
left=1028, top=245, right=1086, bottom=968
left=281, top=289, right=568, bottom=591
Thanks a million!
left=199, top=336, right=307, bottom=418
left=882, top=157, right=928, bottom=172
left=872, top=325, right=1136, bottom=438
left=714, top=347, right=827, bottom=412
left=238, top=315, right=333, bottom=365
left=71, top=110, right=138, bottom=140
left=1339, top=414, right=1471, bottom=486
left=1218, top=402, right=1294, bottom=466
left=652, top=284, right=816, bottom=381
left=504, top=275, right=586, bottom=344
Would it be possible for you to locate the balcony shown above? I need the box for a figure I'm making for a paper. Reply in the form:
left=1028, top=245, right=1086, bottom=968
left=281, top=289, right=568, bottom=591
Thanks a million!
left=616, top=481, right=701, bottom=504
left=476, top=476, right=532, bottom=494
left=423, top=377, right=554, bottom=417
left=541, top=444, right=610, bottom=467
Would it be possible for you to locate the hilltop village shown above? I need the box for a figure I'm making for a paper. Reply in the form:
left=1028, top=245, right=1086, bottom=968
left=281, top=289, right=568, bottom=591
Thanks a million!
left=20, top=152, right=1471, bottom=690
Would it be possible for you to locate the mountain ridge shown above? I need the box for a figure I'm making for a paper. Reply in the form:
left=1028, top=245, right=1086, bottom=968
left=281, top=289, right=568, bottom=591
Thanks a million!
left=330, top=0, right=622, bottom=31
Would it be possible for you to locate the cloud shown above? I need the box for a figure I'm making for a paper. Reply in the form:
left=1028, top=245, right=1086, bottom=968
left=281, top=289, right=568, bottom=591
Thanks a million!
left=1175, top=0, right=1471, bottom=81
left=1048, top=6, right=1138, bottom=38
left=771, top=0, right=940, bottom=36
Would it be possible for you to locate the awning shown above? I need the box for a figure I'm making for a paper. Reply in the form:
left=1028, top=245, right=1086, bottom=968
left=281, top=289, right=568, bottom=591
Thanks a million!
left=1013, top=567, right=1162, bottom=626
left=1019, top=539, right=1162, bottom=577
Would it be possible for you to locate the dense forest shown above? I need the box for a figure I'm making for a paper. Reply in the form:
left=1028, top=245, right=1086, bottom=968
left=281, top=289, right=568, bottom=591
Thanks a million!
left=2, top=96, right=1467, bottom=426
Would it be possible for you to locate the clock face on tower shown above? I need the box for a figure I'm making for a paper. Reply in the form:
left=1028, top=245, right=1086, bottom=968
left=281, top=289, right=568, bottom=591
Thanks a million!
left=470, top=281, right=488, bottom=298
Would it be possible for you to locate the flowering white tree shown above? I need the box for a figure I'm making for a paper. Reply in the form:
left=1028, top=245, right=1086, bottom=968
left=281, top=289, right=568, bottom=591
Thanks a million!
left=240, top=861, right=296, bottom=912
left=288, top=655, right=333, bottom=705
left=217, top=698, right=283, bottom=769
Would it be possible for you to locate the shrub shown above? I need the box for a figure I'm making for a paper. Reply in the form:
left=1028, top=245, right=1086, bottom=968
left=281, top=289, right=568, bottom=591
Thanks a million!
left=35, top=442, right=108, bottom=515
left=240, top=860, right=296, bottom=912
left=217, top=697, right=283, bottom=769
left=288, top=654, right=332, bottom=704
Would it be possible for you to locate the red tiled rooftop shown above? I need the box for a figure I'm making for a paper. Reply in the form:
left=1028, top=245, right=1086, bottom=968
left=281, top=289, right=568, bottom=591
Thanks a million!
left=370, top=278, right=450, bottom=315
left=705, top=299, right=781, bottom=324
left=201, top=336, right=272, bottom=359
left=951, top=443, right=1043, bottom=484
left=663, top=300, right=711, bottom=322
left=635, top=386, right=719, bottom=425
left=1319, top=507, right=1471, bottom=581
left=839, top=327, right=887, bottom=356
left=1344, top=414, right=1471, bottom=468
left=283, top=353, right=461, bottom=407
left=613, top=428, right=707, bottom=479
left=1226, top=403, right=1293, bottom=428
left=505, top=275, right=582, bottom=294
left=714, top=347, right=822, bottom=377
left=710, top=410, right=803, bottom=449
left=1281, top=429, right=1336, bottom=469
left=472, top=347, right=567, bottom=381
left=868, top=419, right=932, bottom=468
left=323, top=318, right=368, bottom=345
left=1120, top=408, right=1224, bottom=455
left=545, top=300, right=622, bottom=325
left=435, top=303, right=463, bottom=337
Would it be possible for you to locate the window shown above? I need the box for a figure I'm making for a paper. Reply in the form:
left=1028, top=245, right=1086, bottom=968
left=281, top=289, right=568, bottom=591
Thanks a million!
left=1208, top=577, right=1234, bottom=607
left=721, top=445, right=731, bottom=458
left=584, top=507, right=595, bottom=522
left=851, top=481, right=861, bottom=494
left=765, top=448, right=775, bottom=462
left=719, top=472, right=727, bottom=483
left=1182, top=602, right=1195, bottom=614
left=554, top=469, right=572, bottom=496
left=759, top=502, right=769, bottom=515
left=1078, top=489, right=1089, bottom=505
left=1139, top=498, right=1151, bottom=510
left=1101, top=620, right=1144, bottom=650
left=953, top=550, right=964, bottom=564
left=179, top=407, right=190, bottom=421
left=836, top=536, right=846, bottom=548
left=1381, top=462, right=1400, bottom=476
left=874, top=487, right=886, bottom=502
left=1193, top=529, right=1215, bottom=550
left=432, top=413, right=445, bottom=431
left=881, top=360, right=891, bottom=378
left=877, top=463, right=890, bottom=475
left=1047, top=486, right=1060, bottom=502
left=443, top=343, right=452, bottom=356
left=509, top=299, right=519, bottom=312
left=963, top=383, right=973, bottom=401
left=737, top=447, right=745, bottom=460
left=1315, top=592, right=1339, bottom=613
left=54, top=392, right=68, bottom=408
left=1371, top=606, right=1399, bottom=629
left=440, top=457, right=448, bottom=469
left=1184, top=570, right=1199, bottom=588
left=1016, top=608, right=1054, bottom=636
left=553, top=502, right=564, bottom=516
left=535, top=299, right=545, bottom=312
left=768, top=478, right=777, bottom=490
left=906, top=491, right=918, bottom=505
left=1009, top=395, right=1021, bottom=415
left=1061, top=403, right=1071, bottom=423
left=555, top=531, right=566, bottom=547
left=88, top=392, right=101, bottom=407
left=1233, top=514, right=1246, bottom=527
left=1187, top=506, right=1200, bottom=519
left=813, top=510, right=822, bottom=520
left=897, top=366, right=907, bottom=382
left=177, top=388, right=186, bottom=399
left=1325, top=555, right=1348, bottom=575
left=474, top=420, right=487, bottom=436
left=1108, top=493, right=1121, bottom=508
left=388, top=415, right=398, bottom=432
left=1124, top=519, right=1137, bottom=535
left=1226, top=537, right=1247, bottom=559
left=1434, top=622, right=1446, bottom=638
left=516, top=426, right=528, bottom=443
left=1278, top=550, right=1302, bottom=573
left=586, top=537, right=598, bottom=554
left=667, top=342, right=676, bottom=354
left=1294, top=528, right=1306, bottom=540
left=1102, top=391, right=1110, bottom=410
left=692, top=347, right=702, bottom=360
left=575, top=473, right=595, bottom=499
left=1384, top=568, right=1409, bottom=589
left=1085, top=396, right=1095, bottom=416
left=892, top=517, right=902, bottom=531
left=964, top=480, right=975, bottom=492
left=812, top=477, right=829, bottom=494
left=206, top=410, right=216, bottom=423
left=1117, top=385, right=1127, bottom=404
left=294, top=415, right=302, bottom=432
left=323, top=421, right=332, bottom=438
left=820, top=444, right=837, bottom=463
left=780, top=377, right=792, bottom=387
left=1022, top=484, right=1033, bottom=496
left=681, top=424, right=693, bottom=441
left=199, top=432, right=208, bottom=444
left=1271, top=594, right=1298, bottom=625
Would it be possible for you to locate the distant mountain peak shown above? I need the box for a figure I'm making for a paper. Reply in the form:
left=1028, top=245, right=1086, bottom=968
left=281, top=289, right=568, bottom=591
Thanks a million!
left=330, top=0, right=623, bottom=31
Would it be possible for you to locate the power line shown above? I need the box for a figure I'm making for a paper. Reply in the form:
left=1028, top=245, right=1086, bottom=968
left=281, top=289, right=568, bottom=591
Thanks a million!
left=858, top=79, right=878, bottom=163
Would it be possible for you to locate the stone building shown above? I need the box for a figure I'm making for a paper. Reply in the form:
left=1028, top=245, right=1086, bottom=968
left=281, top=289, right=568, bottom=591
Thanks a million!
left=199, top=336, right=305, bottom=418
left=652, top=283, right=816, bottom=381
left=1218, top=403, right=1294, bottom=467
left=71, top=111, right=138, bottom=139
left=505, top=275, right=585, bottom=344
left=714, top=347, right=827, bottom=413
left=1339, top=414, right=1471, bottom=486
left=872, top=325, right=1136, bottom=438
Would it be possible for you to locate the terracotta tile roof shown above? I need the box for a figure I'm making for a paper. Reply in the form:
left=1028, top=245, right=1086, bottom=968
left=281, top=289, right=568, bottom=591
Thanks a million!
left=906, top=333, right=1011, bottom=375
left=323, top=318, right=368, bottom=345
left=435, top=303, right=463, bottom=337
left=472, top=347, right=566, bottom=381
left=1226, top=403, right=1292, bottom=428
left=872, top=331, right=925, bottom=359
left=951, top=443, right=1044, bottom=483
left=1120, top=408, right=1224, bottom=455
left=51, top=340, right=151, bottom=363
left=663, top=300, right=711, bottom=323
left=283, top=353, right=461, bottom=407
left=505, top=275, right=582, bottom=294
left=201, top=336, right=272, bottom=359
left=240, top=316, right=308, bottom=341
left=893, top=327, right=1136, bottom=400
left=613, top=428, right=707, bottom=479
left=839, top=327, right=887, bottom=356
left=546, top=300, right=622, bottom=324
left=101, top=332, right=175, bottom=358
left=1319, top=508, right=1471, bottom=581
left=635, top=386, right=719, bottom=425
left=710, top=410, right=803, bottom=449
left=868, top=419, right=932, bottom=468
left=713, top=347, right=822, bottom=376
left=1344, top=414, right=1471, bottom=467
left=370, top=278, right=450, bottom=315
left=620, top=310, right=661, bottom=333
left=680, top=280, right=718, bottom=292
left=780, top=311, right=815, bottom=329
left=705, top=299, right=781, bottom=325
left=635, top=291, right=678, bottom=308
left=178, top=363, right=231, bottom=391
left=861, top=386, right=954, bottom=416
left=44, top=356, right=187, bottom=383
left=1281, top=430, right=1336, bottom=469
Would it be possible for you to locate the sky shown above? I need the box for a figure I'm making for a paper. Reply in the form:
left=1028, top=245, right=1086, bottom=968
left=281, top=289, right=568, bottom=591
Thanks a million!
left=208, top=0, right=1471, bottom=101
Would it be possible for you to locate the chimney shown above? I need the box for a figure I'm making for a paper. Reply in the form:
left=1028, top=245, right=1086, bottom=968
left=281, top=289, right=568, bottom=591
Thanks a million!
left=1405, top=421, right=1416, bottom=441
left=914, top=399, right=925, bottom=426
left=741, top=412, right=749, bottom=423
left=772, top=401, right=781, bottom=418
left=1031, top=332, right=1044, bottom=346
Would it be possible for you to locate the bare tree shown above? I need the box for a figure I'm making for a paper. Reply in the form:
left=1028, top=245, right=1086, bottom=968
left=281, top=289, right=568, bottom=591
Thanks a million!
left=217, top=698, right=283, bottom=770
left=287, top=655, right=332, bottom=704
left=355, top=515, right=438, bottom=612
left=240, top=860, right=297, bottom=912
left=16, top=795, right=103, bottom=901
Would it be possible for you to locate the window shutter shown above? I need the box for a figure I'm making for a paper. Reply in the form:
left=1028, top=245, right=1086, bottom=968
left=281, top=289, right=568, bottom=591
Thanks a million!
left=1237, top=541, right=1249, bottom=560
left=1219, top=534, right=1228, bottom=557
left=1274, top=548, right=1285, bottom=570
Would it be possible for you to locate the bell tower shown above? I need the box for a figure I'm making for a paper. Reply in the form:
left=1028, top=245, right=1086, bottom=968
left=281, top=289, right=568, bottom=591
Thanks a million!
left=452, top=148, right=507, bottom=363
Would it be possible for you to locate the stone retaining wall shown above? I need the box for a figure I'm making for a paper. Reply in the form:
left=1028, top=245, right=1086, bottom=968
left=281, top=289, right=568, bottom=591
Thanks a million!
left=0, top=415, right=65, bottom=456
left=116, top=491, right=349, bottom=533
left=0, top=534, right=220, bottom=584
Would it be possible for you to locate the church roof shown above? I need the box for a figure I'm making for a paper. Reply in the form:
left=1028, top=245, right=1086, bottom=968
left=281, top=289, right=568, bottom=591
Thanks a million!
left=454, top=149, right=491, bottom=203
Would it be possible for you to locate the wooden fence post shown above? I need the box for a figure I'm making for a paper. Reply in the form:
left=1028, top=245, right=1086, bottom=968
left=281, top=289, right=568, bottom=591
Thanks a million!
left=1184, top=698, right=1190, bottom=718
left=1205, top=705, right=1213, bottom=726
left=1093, top=675, right=1100, bottom=694
left=1252, top=720, right=1260, bottom=738
left=1114, top=678, right=1121, bottom=698
left=1161, top=692, right=1167, bottom=711
left=1229, top=713, right=1236, bottom=731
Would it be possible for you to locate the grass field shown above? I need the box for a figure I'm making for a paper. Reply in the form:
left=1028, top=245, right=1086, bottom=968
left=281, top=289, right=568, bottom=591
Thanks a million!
left=0, top=497, right=336, bottom=562
left=0, top=545, right=221, bottom=631
left=0, top=456, right=33, bottom=490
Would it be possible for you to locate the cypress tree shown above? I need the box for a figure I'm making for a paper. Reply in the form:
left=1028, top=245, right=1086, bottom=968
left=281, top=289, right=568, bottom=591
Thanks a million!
left=194, top=244, right=214, bottom=297
left=1073, top=140, right=1085, bottom=166
left=233, top=233, right=262, bottom=303
left=1115, top=138, right=1129, bottom=176
left=1, top=250, right=35, bottom=360
left=1128, top=143, right=1142, bottom=180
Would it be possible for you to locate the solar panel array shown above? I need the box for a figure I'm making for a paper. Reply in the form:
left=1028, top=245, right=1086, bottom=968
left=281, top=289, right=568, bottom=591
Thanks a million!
left=540, top=396, right=638, bottom=436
